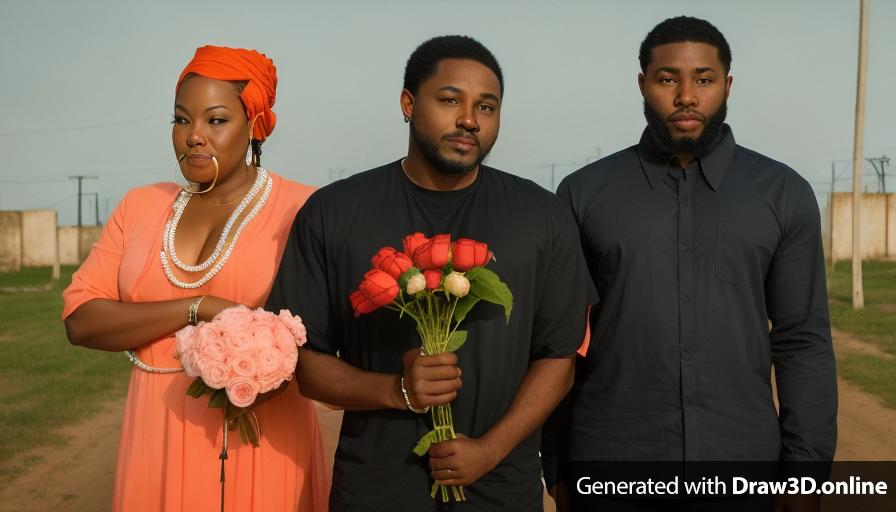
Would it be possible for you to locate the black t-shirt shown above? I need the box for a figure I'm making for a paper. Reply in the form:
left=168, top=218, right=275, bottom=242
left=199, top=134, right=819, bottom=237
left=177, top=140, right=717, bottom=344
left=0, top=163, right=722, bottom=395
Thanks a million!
left=267, top=160, right=594, bottom=511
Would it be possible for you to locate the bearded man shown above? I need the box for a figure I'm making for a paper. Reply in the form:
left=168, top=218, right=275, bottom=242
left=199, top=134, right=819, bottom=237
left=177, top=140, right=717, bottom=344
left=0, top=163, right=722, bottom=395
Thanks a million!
left=548, top=16, right=837, bottom=512
left=267, top=35, right=593, bottom=511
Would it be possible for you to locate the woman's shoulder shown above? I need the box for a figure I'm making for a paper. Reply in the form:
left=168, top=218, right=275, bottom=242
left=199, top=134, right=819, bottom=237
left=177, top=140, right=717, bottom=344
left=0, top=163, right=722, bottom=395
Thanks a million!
left=114, top=182, right=180, bottom=217
left=266, top=169, right=315, bottom=203
left=123, top=182, right=181, bottom=204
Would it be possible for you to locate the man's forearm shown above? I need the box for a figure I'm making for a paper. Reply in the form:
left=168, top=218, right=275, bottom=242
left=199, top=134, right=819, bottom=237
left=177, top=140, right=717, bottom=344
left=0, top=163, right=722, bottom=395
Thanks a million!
left=296, top=347, right=405, bottom=411
left=480, top=356, right=575, bottom=464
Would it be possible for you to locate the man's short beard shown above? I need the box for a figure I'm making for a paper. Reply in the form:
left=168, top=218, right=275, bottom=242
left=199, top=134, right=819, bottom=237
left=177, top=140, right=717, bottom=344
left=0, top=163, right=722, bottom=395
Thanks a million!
left=643, top=100, right=727, bottom=159
left=410, top=121, right=490, bottom=177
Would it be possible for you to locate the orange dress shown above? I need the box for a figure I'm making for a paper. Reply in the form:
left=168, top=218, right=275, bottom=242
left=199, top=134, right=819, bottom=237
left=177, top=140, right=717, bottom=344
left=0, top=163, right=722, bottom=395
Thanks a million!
left=62, top=172, right=329, bottom=512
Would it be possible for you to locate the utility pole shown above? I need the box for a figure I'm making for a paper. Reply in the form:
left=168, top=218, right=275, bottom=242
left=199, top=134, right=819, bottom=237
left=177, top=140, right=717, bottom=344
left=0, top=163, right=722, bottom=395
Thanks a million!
left=850, top=0, right=869, bottom=309
left=85, top=192, right=100, bottom=226
left=866, top=155, right=889, bottom=194
left=68, top=175, right=97, bottom=227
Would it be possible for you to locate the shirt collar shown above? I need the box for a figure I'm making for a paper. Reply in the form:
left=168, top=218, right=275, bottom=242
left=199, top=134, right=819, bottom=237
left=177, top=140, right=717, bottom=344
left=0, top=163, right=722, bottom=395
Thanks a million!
left=637, top=123, right=736, bottom=191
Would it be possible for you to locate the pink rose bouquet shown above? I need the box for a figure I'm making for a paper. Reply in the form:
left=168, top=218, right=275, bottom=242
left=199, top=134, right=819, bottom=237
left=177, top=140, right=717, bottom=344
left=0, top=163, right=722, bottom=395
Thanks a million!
left=174, top=305, right=306, bottom=446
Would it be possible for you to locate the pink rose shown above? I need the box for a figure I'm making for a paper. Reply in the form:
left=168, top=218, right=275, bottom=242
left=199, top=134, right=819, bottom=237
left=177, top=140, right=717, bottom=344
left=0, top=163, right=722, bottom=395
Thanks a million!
left=199, top=360, right=230, bottom=389
left=256, top=347, right=283, bottom=378
left=251, top=308, right=279, bottom=337
left=212, top=306, right=256, bottom=355
left=174, top=325, right=199, bottom=376
left=195, top=325, right=228, bottom=363
left=278, top=310, right=307, bottom=346
left=222, top=323, right=256, bottom=355
left=258, top=374, right=289, bottom=394
left=175, top=325, right=196, bottom=355
left=226, top=376, right=260, bottom=408
left=280, top=350, right=298, bottom=376
left=229, top=354, right=257, bottom=379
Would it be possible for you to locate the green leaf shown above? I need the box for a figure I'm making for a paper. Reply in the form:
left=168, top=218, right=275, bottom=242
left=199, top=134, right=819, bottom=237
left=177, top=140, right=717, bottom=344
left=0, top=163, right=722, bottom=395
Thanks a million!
left=208, top=389, right=228, bottom=409
left=453, top=294, right=481, bottom=323
left=467, top=268, right=513, bottom=322
left=242, top=413, right=261, bottom=447
left=186, top=377, right=212, bottom=398
left=238, top=417, right=250, bottom=445
left=445, top=331, right=467, bottom=352
left=412, top=430, right=440, bottom=456
left=445, top=330, right=467, bottom=353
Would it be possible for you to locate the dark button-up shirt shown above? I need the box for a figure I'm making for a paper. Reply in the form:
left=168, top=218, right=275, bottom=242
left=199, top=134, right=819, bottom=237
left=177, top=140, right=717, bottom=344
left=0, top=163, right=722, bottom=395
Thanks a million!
left=556, top=125, right=837, bottom=462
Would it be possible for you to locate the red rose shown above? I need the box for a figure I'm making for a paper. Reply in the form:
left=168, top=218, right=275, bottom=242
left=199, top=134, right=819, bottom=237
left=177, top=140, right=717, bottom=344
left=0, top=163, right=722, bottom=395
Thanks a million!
left=350, top=269, right=399, bottom=316
left=423, top=269, right=442, bottom=291
left=451, top=238, right=492, bottom=271
left=402, top=232, right=429, bottom=257
left=371, top=247, right=414, bottom=280
left=413, top=233, right=452, bottom=270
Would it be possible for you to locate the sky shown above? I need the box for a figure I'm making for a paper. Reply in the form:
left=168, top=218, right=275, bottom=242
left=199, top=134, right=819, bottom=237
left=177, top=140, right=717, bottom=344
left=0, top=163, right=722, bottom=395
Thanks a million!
left=1, top=0, right=893, bottom=226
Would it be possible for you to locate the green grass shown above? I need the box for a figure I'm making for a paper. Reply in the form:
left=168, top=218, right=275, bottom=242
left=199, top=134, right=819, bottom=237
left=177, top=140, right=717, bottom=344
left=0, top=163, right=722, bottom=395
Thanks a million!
left=0, top=266, right=57, bottom=288
left=837, top=353, right=896, bottom=409
left=826, top=260, right=896, bottom=408
left=0, top=266, right=130, bottom=484
left=827, top=260, right=896, bottom=355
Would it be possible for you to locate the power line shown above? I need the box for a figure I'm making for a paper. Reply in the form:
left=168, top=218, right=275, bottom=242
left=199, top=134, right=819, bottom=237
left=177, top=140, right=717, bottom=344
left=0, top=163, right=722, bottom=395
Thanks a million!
left=0, top=178, right=70, bottom=184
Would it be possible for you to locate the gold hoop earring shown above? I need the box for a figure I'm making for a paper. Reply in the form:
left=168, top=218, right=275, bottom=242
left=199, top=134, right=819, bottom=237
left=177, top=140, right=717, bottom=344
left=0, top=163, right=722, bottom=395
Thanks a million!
left=173, top=153, right=219, bottom=194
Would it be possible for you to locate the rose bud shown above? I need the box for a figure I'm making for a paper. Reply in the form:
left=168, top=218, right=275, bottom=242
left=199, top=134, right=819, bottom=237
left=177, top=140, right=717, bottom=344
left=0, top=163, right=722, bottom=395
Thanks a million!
left=451, top=238, right=492, bottom=271
left=423, top=269, right=442, bottom=291
left=413, top=233, right=452, bottom=270
left=402, top=232, right=430, bottom=257
left=350, top=269, right=400, bottom=316
left=444, top=272, right=470, bottom=297
left=406, top=273, right=427, bottom=294
left=371, top=246, right=414, bottom=280
left=350, top=290, right=377, bottom=316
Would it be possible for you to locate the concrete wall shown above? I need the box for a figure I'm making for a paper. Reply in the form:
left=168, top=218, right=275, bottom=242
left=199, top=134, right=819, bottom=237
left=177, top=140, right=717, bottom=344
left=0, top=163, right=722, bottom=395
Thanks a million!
left=0, top=211, right=23, bottom=272
left=57, top=227, right=80, bottom=265
left=21, top=210, right=58, bottom=267
left=830, top=192, right=894, bottom=261
left=77, top=227, right=102, bottom=262
left=889, top=196, right=896, bottom=258
left=57, top=225, right=102, bottom=264
left=0, top=210, right=103, bottom=270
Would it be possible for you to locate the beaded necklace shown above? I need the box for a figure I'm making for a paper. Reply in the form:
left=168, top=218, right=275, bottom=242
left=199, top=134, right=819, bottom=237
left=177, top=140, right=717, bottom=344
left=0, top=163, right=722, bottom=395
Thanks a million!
left=160, top=168, right=272, bottom=289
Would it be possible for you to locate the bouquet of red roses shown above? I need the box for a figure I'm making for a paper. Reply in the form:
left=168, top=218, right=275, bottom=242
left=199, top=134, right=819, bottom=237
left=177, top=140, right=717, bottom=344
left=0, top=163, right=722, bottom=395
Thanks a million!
left=350, top=232, right=513, bottom=502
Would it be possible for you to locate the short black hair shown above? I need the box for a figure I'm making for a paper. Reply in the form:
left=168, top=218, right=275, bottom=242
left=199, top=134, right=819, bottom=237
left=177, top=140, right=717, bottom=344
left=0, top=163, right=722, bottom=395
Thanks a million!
left=639, top=16, right=732, bottom=73
left=404, top=35, right=504, bottom=97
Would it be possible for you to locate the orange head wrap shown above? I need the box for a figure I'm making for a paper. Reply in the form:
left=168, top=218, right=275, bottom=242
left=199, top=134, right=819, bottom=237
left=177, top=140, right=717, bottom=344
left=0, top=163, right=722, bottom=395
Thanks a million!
left=176, top=45, right=277, bottom=142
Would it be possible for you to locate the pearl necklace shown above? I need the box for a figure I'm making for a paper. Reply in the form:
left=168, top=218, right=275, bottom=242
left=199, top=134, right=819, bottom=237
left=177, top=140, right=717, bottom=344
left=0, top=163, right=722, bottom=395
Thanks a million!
left=161, top=168, right=273, bottom=289
left=165, top=168, right=267, bottom=272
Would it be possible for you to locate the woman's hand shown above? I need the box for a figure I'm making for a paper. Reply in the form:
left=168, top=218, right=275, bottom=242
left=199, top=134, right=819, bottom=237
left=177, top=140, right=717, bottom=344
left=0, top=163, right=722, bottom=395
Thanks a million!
left=196, top=296, right=242, bottom=323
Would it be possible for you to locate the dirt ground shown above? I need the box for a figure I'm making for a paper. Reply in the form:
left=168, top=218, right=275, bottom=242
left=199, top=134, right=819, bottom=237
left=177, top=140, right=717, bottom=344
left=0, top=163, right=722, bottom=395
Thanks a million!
left=2, top=331, right=893, bottom=511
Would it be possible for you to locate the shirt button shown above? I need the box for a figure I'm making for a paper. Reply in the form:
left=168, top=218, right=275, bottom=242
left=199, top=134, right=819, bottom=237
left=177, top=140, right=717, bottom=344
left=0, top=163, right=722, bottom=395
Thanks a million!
left=681, top=194, right=690, bottom=205
left=681, top=292, right=691, bottom=304
left=679, top=242, right=690, bottom=253
left=681, top=349, right=692, bottom=361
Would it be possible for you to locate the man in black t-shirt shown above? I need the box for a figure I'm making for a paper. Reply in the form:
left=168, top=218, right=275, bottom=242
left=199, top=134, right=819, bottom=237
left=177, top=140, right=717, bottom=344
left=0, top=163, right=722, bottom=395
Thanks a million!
left=267, top=36, right=594, bottom=511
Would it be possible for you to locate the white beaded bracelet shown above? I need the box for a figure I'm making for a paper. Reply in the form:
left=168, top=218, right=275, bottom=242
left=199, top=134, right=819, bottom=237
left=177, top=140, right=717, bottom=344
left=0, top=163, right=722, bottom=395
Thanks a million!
left=400, top=376, right=429, bottom=414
